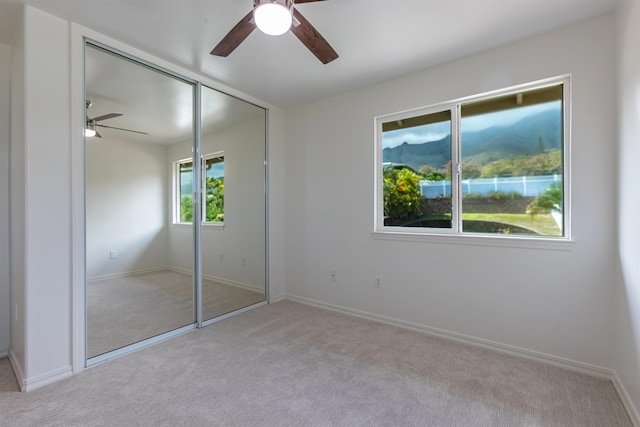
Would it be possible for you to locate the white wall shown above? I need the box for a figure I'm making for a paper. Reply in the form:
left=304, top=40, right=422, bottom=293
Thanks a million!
left=168, top=118, right=266, bottom=290
left=615, top=0, right=640, bottom=420
left=268, top=107, right=286, bottom=301
left=0, top=43, right=10, bottom=357
left=285, top=14, right=618, bottom=370
left=9, top=6, right=72, bottom=390
left=86, top=137, right=169, bottom=279
left=9, top=5, right=26, bottom=381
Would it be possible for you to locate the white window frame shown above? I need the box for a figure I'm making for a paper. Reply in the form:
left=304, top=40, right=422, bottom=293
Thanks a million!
left=174, top=157, right=194, bottom=225
left=173, top=151, right=225, bottom=226
left=373, top=75, right=572, bottom=250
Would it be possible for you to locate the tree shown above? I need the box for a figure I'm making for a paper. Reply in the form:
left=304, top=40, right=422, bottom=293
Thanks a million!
left=205, top=176, right=224, bottom=222
left=383, top=167, right=424, bottom=223
left=480, top=149, right=561, bottom=178
left=461, top=162, right=482, bottom=179
left=527, top=182, right=562, bottom=215
left=180, top=195, right=193, bottom=222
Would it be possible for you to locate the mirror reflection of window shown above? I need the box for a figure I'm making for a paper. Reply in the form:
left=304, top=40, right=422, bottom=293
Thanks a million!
left=204, top=154, right=224, bottom=224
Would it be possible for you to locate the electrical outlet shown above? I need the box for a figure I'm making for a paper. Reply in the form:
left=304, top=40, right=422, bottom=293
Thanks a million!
left=109, top=250, right=118, bottom=259
left=219, top=254, right=223, bottom=262
left=375, top=276, right=382, bottom=289
left=241, top=256, right=247, bottom=266
left=330, top=270, right=337, bottom=282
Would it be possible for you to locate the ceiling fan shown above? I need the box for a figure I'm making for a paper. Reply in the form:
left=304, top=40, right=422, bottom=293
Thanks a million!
left=85, top=100, right=149, bottom=138
left=211, top=0, right=338, bottom=64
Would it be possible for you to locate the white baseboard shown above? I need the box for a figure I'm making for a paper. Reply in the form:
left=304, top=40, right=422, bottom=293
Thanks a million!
left=0, top=347, right=8, bottom=358
left=8, top=349, right=24, bottom=391
left=269, top=293, right=286, bottom=303
left=86, top=266, right=169, bottom=283
left=88, top=267, right=264, bottom=294
left=284, top=294, right=615, bottom=380
left=22, top=366, right=73, bottom=392
left=169, top=266, right=264, bottom=293
left=612, top=372, right=640, bottom=426
left=285, top=294, right=640, bottom=423
left=204, top=274, right=264, bottom=293
left=9, top=348, right=74, bottom=393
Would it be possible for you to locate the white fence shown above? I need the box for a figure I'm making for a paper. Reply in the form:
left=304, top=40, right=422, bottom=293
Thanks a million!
left=420, top=174, right=561, bottom=198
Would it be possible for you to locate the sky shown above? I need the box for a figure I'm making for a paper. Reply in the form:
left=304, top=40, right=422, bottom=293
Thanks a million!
left=207, top=162, right=224, bottom=179
left=382, top=101, right=560, bottom=149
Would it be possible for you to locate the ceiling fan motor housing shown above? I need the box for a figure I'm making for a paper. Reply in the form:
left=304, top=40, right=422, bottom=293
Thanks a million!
left=253, top=0, right=294, bottom=10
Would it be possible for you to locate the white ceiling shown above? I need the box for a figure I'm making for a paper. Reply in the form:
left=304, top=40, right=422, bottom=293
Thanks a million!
left=0, top=0, right=618, bottom=109
left=85, top=43, right=265, bottom=145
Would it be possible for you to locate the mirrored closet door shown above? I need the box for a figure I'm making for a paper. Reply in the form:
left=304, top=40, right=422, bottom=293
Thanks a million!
left=199, top=85, right=267, bottom=323
left=84, top=41, right=267, bottom=363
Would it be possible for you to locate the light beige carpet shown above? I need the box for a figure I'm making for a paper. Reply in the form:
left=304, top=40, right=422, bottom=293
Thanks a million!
left=87, top=269, right=265, bottom=358
left=0, top=301, right=632, bottom=426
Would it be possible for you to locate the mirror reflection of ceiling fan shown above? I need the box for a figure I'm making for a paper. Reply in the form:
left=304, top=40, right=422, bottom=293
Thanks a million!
left=211, top=0, right=338, bottom=64
left=85, top=100, right=149, bottom=138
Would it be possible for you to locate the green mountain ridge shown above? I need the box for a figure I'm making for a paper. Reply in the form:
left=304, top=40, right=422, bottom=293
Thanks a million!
left=382, top=109, right=561, bottom=171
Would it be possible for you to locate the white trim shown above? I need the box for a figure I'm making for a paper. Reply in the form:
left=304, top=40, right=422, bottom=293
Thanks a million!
left=86, top=266, right=171, bottom=283
left=612, top=372, right=640, bottom=426
left=86, top=323, right=197, bottom=368
left=169, top=266, right=264, bottom=293
left=284, top=294, right=614, bottom=379
left=201, top=300, right=268, bottom=328
left=269, top=293, right=287, bottom=303
left=204, top=275, right=264, bottom=293
left=371, top=230, right=575, bottom=251
left=87, top=267, right=264, bottom=294
left=21, top=366, right=73, bottom=392
left=70, top=23, right=87, bottom=375
left=0, top=349, right=7, bottom=358
left=10, top=348, right=73, bottom=392
left=8, top=349, right=25, bottom=391
left=284, top=294, right=640, bottom=422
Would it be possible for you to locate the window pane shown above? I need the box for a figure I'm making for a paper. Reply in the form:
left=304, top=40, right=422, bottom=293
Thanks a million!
left=179, top=161, right=193, bottom=222
left=381, top=110, right=452, bottom=228
left=204, top=156, right=224, bottom=222
left=460, top=85, right=563, bottom=236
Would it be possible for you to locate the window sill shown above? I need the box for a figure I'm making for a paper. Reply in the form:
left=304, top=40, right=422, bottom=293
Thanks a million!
left=172, top=222, right=225, bottom=230
left=371, top=230, right=574, bottom=251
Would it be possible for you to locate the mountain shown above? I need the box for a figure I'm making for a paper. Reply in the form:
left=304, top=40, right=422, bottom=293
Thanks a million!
left=382, top=109, right=561, bottom=171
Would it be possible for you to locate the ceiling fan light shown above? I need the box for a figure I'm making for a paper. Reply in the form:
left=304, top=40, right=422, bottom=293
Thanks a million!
left=254, top=0, right=293, bottom=36
left=84, top=121, right=97, bottom=138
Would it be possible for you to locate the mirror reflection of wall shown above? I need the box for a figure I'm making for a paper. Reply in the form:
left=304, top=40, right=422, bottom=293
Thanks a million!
left=169, top=86, right=267, bottom=323
left=85, top=44, right=197, bottom=359
left=85, top=42, right=267, bottom=361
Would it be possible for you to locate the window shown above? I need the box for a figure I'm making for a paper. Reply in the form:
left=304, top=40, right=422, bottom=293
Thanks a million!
left=175, top=152, right=225, bottom=224
left=375, top=77, right=569, bottom=240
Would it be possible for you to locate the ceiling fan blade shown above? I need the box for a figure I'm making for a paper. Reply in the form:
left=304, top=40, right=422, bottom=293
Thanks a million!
left=95, top=129, right=102, bottom=139
left=90, top=113, right=123, bottom=122
left=211, top=11, right=256, bottom=57
left=290, top=8, right=338, bottom=64
left=293, top=0, right=327, bottom=3
left=96, top=124, right=149, bottom=135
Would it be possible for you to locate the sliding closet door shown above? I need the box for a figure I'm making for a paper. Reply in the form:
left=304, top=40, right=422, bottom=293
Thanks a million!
left=199, top=86, right=267, bottom=324
left=85, top=43, right=196, bottom=360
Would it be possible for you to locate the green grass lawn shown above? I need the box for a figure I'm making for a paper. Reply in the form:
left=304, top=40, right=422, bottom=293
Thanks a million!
left=462, top=213, right=561, bottom=236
